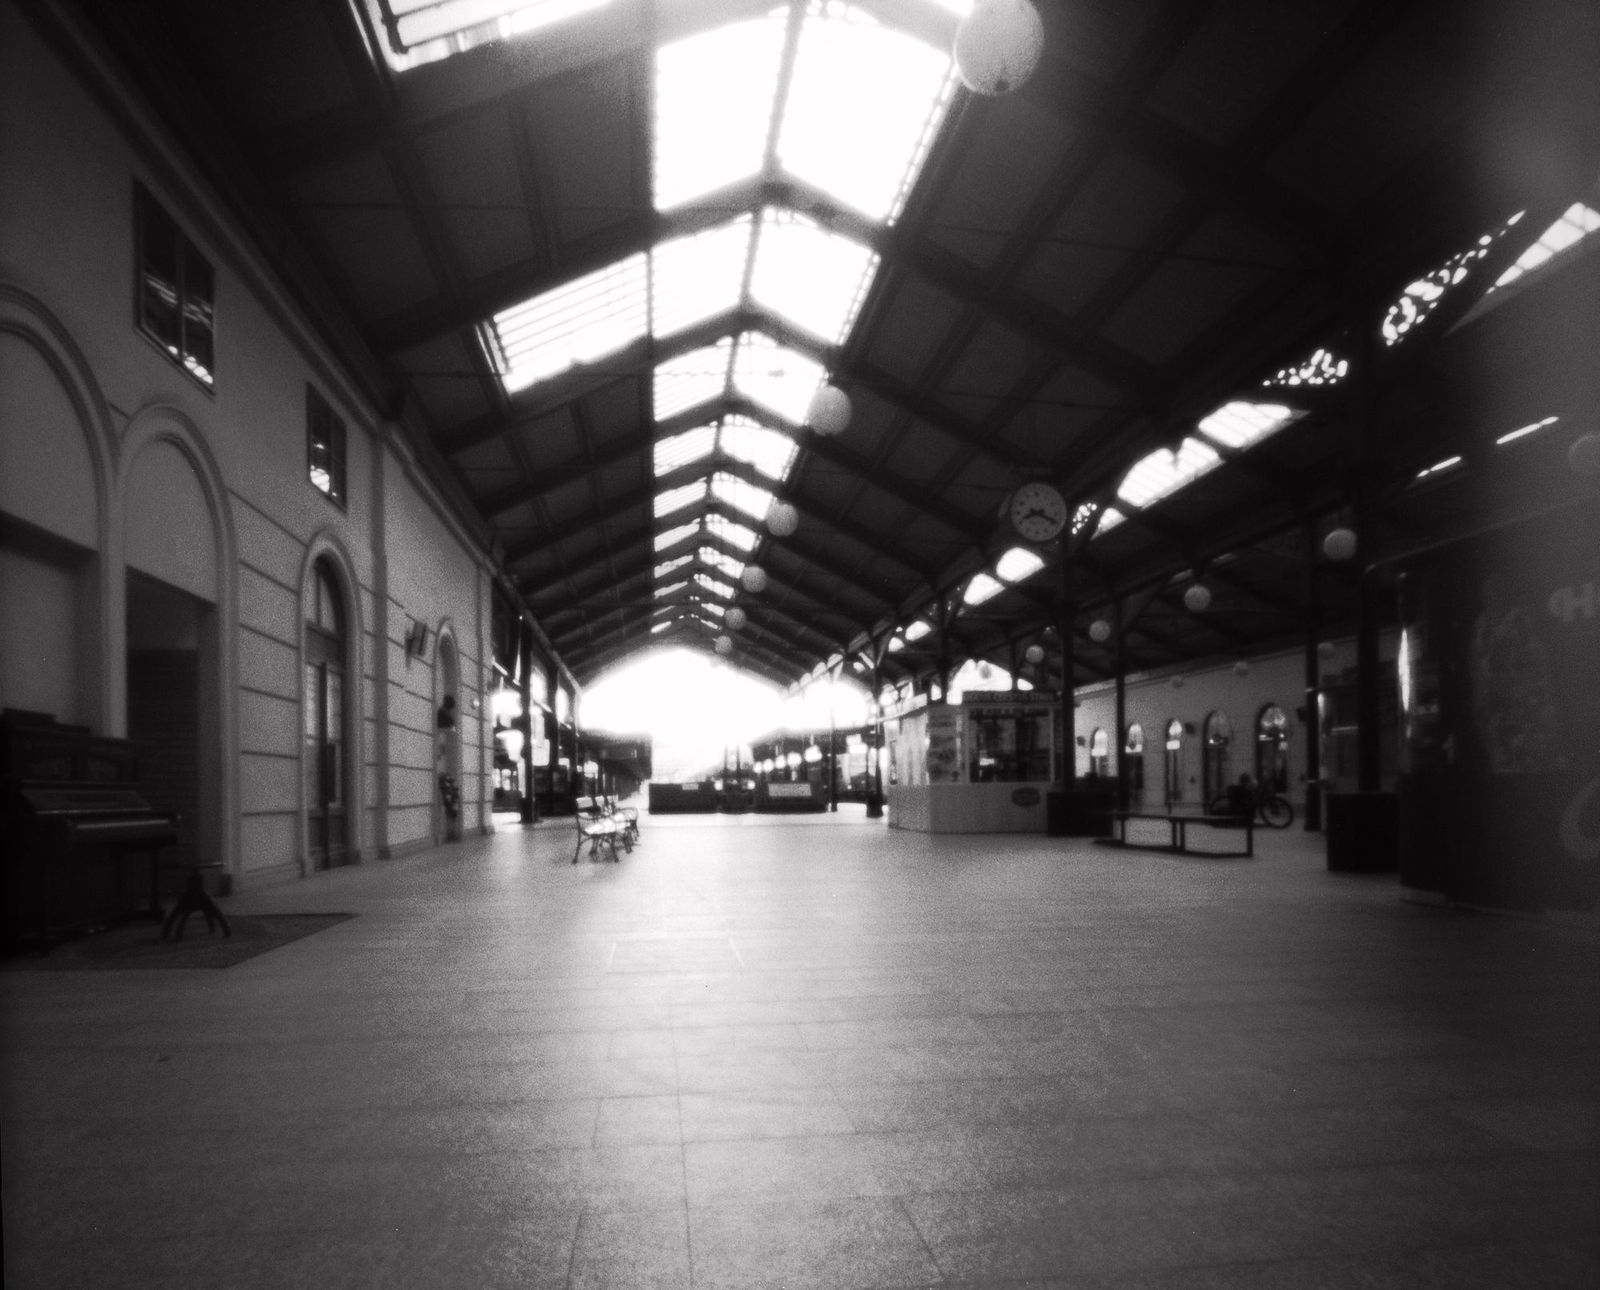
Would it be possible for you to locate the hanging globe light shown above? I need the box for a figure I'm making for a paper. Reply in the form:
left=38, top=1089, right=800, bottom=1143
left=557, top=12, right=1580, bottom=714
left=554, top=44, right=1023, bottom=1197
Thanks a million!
left=724, top=606, right=747, bottom=631
left=1170, top=675, right=1186, bottom=689
left=1569, top=431, right=1600, bottom=476
left=1183, top=583, right=1212, bottom=612
left=1322, top=526, right=1358, bottom=561
left=1024, top=643, right=1045, bottom=665
left=1233, top=659, right=1251, bottom=677
left=740, top=566, right=768, bottom=594
left=1088, top=618, right=1112, bottom=643
left=766, top=500, right=799, bottom=537
left=1317, top=640, right=1337, bottom=661
left=806, top=384, right=852, bottom=437
left=953, top=0, right=1045, bottom=96
left=714, top=634, right=733, bottom=656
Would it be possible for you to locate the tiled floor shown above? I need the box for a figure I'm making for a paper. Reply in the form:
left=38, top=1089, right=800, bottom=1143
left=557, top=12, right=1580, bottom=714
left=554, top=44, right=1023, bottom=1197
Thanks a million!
left=3, top=810, right=1598, bottom=1289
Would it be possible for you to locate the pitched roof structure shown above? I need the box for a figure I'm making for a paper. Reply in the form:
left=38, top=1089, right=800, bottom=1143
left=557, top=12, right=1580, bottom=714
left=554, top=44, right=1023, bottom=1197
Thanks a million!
left=71, top=0, right=1600, bottom=693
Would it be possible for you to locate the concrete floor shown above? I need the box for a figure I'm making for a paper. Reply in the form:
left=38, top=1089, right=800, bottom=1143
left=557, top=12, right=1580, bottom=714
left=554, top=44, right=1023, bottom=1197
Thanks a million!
left=3, top=809, right=1597, bottom=1289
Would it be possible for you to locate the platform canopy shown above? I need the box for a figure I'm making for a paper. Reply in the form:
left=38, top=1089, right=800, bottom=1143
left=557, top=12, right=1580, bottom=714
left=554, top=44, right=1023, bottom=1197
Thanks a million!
left=72, top=0, right=1600, bottom=690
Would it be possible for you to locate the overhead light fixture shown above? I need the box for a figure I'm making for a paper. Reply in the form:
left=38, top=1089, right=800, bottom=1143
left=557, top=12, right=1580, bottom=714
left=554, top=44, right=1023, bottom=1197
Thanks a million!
left=725, top=606, right=747, bottom=631
left=806, top=384, right=852, bottom=436
left=766, top=501, right=799, bottom=536
left=953, top=0, right=1045, bottom=95
left=1322, top=527, right=1358, bottom=561
left=1569, top=431, right=1600, bottom=476
left=1088, top=619, right=1112, bottom=643
left=1183, top=584, right=1212, bottom=612
left=740, top=566, right=768, bottom=593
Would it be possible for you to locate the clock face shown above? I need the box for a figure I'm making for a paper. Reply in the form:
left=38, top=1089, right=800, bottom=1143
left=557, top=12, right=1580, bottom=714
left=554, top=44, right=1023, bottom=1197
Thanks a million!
left=1009, top=482, right=1067, bottom=542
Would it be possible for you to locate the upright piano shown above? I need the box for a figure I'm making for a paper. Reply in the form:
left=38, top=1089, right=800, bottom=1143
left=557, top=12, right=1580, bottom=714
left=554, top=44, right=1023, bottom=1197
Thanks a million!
left=2, top=708, right=179, bottom=950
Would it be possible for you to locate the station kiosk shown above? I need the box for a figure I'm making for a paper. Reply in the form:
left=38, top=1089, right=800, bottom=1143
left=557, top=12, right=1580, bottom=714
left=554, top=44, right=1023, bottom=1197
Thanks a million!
left=885, top=690, right=1061, bottom=833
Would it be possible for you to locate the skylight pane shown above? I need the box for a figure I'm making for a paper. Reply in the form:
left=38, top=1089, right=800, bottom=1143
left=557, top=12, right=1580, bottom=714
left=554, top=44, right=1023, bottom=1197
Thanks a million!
left=995, top=547, right=1045, bottom=583
left=654, top=480, right=706, bottom=519
left=655, top=555, right=693, bottom=579
left=749, top=209, right=879, bottom=345
left=651, top=216, right=753, bottom=339
left=711, top=471, right=775, bottom=521
left=1196, top=401, right=1299, bottom=450
left=378, top=0, right=612, bottom=64
left=1117, top=439, right=1222, bottom=507
left=1494, top=203, right=1600, bottom=289
left=700, top=547, right=745, bottom=581
left=654, top=339, right=733, bottom=420
left=904, top=620, right=932, bottom=641
left=732, top=333, right=826, bottom=424
left=777, top=5, right=955, bottom=221
left=654, top=15, right=786, bottom=210
left=694, top=572, right=735, bottom=599
left=720, top=416, right=798, bottom=481
left=1496, top=415, right=1559, bottom=446
left=706, top=513, right=760, bottom=551
left=654, top=426, right=717, bottom=474
left=656, top=579, right=690, bottom=597
left=488, top=254, right=647, bottom=392
left=964, top=572, right=1004, bottom=606
left=1096, top=507, right=1126, bottom=535
left=655, top=521, right=699, bottom=552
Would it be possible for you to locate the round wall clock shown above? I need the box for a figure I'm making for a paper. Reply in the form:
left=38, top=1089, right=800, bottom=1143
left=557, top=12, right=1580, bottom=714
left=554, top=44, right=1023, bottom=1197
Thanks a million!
left=1007, top=481, right=1068, bottom=543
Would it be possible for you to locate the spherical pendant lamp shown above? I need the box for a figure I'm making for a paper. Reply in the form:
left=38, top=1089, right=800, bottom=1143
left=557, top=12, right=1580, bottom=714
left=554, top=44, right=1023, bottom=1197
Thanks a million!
left=724, top=606, right=747, bottom=632
left=1183, top=583, right=1212, bottom=612
left=1322, top=526, right=1358, bottom=562
left=1233, top=659, right=1251, bottom=677
left=1317, top=640, right=1337, bottom=662
left=953, top=0, right=1045, bottom=96
left=1088, top=618, right=1112, bottom=643
left=1024, top=643, right=1045, bottom=665
left=714, top=634, right=733, bottom=656
left=806, top=385, right=852, bottom=437
left=740, top=566, right=768, bottom=594
left=766, top=500, right=799, bottom=537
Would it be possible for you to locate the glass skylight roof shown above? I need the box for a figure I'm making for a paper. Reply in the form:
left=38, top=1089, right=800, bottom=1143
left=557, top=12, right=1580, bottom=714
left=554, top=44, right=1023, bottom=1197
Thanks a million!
left=456, top=2, right=966, bottom=636
left=370, top=0, right=613, bottom=70
left=732, top=332, right=828, bottom=424
left=486, top=254, right=646, bottom=393
left=776, top=5, right=956, bottom=221
left=964, top=572, right=1005, bottom=606
left=750, top=209, right=880, bottom=346
left=653, top=17, right=786, bottom=212
left=655, top=521, right=700, bottom=553
left=711, top=471, right=776, bottom=522
left=995, top=547, right=1045, bottom=583
left=721, top=416, right=799, bottom=481
left=1195, top=402, right=1300, bottom=451
left=1491, top=202, right=1600, bottom=291
left=1117, top=439, right=1223, bottom=508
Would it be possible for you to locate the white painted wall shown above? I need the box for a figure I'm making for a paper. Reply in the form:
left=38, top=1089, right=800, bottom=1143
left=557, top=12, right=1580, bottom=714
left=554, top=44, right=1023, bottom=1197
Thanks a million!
left=0, top=4, right=503, bottom=887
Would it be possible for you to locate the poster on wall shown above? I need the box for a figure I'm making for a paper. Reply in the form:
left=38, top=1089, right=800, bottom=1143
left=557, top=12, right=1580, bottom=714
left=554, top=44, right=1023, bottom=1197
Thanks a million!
left=1398, top=499, right=1599, bottom=909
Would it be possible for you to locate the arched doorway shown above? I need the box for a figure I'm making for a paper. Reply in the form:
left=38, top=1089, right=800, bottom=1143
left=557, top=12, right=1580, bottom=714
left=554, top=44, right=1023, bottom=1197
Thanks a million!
left=304, top=558, right=350, bottom=868
left=1164, top=718, right=1183, bottom=807
left=1256, top=703, right=1291, bottom=794
left=1202, top=710, right=1233, bottom=806
left=1124, top=722, right=1146, bottom=805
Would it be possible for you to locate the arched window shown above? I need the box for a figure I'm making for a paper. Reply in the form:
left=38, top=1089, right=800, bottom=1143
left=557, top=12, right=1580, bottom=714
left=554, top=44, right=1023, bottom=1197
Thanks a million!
left=304, top=558, right=350, bottom=868
left=1164, top=718, right=1183, bottom=806
left=1124, top=722, right=1146, bottom=797
left=1202, top=710, right=1233, bottom=807
left=1256, top=703, right=1291, bottom=794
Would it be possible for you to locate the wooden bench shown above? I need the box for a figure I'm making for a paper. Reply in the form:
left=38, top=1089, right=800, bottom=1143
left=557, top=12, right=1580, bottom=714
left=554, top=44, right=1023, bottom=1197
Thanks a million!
left=573, top=796, right=625, bottom=864
left=1104, top=811, right=1254, bottom=858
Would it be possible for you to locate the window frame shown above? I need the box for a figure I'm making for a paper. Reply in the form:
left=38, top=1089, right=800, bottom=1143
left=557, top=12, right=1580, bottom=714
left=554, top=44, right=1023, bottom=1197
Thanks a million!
left=133, top=182, right=216, bottom=390
left=306, top=385, right=348, bottom=508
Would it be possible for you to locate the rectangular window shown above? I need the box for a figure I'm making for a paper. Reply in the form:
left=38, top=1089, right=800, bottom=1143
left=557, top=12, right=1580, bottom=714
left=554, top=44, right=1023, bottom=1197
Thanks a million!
left=134, top=184, right=215, bottom=388
left=307, top=386, right=347, bottom=506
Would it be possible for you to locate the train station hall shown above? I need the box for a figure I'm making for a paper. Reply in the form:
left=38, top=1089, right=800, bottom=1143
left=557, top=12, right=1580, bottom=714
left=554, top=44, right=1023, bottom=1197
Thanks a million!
left=3, top=0, right=1598, bottom=1286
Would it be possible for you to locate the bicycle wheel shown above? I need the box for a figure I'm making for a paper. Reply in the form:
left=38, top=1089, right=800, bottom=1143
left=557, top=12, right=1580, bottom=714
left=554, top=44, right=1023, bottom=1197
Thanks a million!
left=1259, top=795, right=1294, bottom=829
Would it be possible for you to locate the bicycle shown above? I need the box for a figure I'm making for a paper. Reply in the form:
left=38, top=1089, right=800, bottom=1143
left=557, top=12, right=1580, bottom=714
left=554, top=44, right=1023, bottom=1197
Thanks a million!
left=1208, top=788, right=1294, bottom=829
